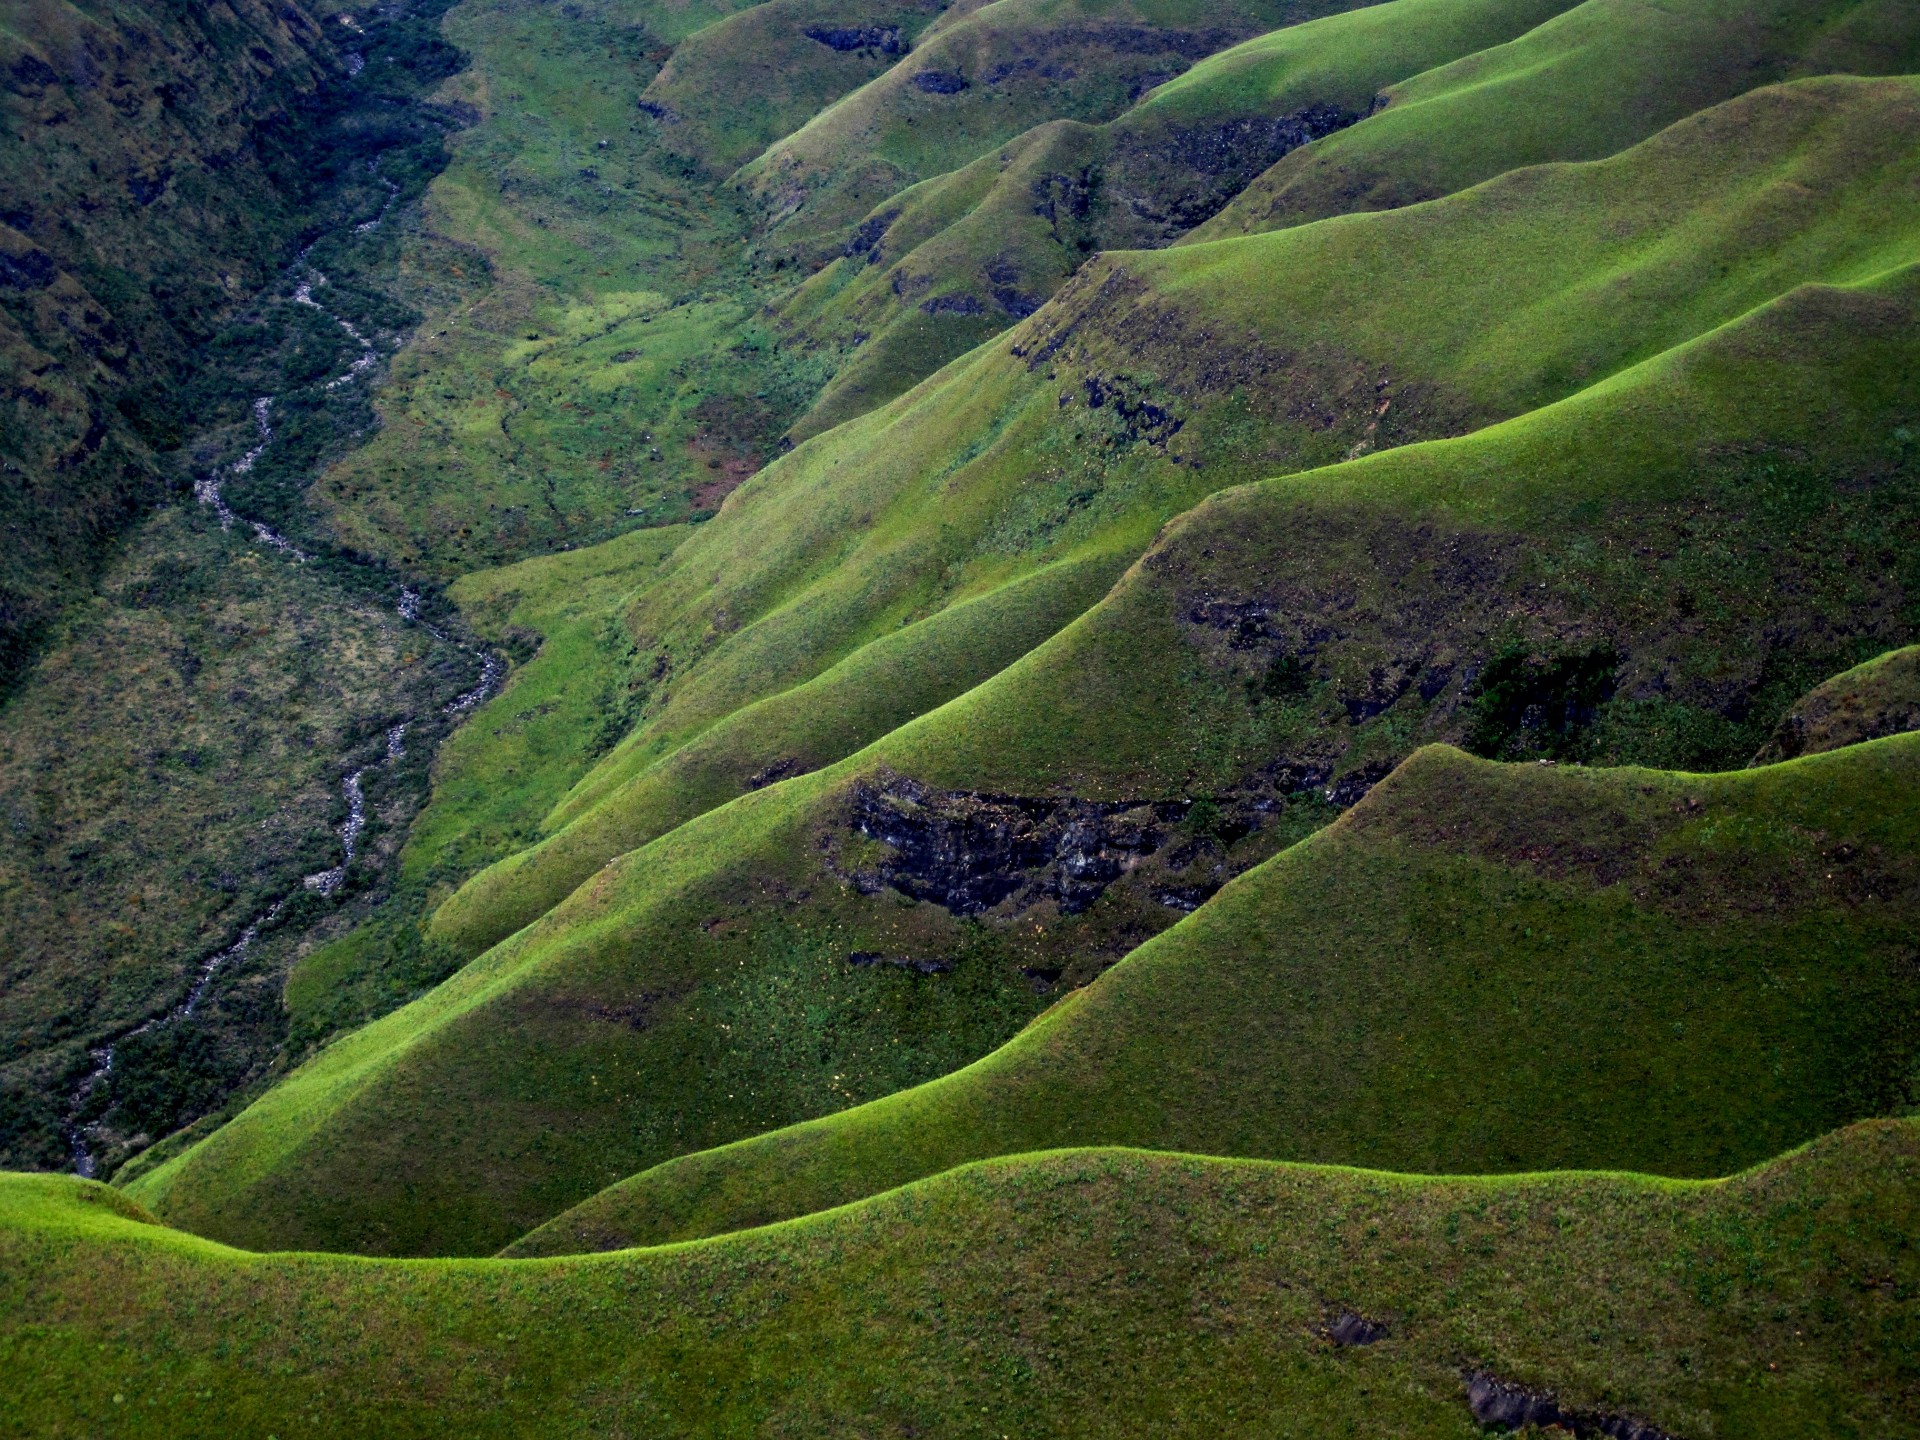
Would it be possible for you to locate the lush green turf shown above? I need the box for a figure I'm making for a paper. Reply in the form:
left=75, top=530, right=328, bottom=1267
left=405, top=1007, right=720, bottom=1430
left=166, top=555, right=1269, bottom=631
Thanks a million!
left=638, top=0, right=986, bottom=176
left=404, top=525, right=691, bottom=896
left=512, top=733, right=1920, bottom=1253
left=1191, top=0, right=1920, bottom=240
left=5, top=0, right=1920, bottom=1423
left=437, top=78, right=1920, bottom=962
left=12, top=1120, right=1920, bottom=1435
left=427, top=546, right=1123, bottom=957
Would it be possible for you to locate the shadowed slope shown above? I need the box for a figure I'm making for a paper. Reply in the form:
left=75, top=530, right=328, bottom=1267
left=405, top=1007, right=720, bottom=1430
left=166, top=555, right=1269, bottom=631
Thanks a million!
left=14, top=1124, right=1920, bottom=1436
left=1752, top=646, right=1920, bottom=765
left=1191, top=0, right=1920, bottom=241
left=0, top=0, right=342, bottom=683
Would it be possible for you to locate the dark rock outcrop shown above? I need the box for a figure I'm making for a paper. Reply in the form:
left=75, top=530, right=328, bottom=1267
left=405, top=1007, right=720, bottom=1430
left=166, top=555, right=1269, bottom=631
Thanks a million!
left=846, top=774, right=1189, bottom=916
left=1464, top=1371, right=1674, bottom=1439
left=805, top=25, right=907, bottom=56
left=1324, top=1310, right=1389, bottom=1346
left=912, top=69, right=969, bottom=94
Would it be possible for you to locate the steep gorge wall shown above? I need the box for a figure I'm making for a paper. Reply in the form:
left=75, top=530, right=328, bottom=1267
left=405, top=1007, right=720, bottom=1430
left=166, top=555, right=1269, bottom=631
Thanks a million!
left=0, top=0, right=344, bottom=685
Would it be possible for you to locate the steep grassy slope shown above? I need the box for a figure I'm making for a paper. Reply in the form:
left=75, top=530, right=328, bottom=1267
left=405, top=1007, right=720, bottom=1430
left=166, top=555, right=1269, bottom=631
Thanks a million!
left=512, top=734, right=1920, bottom=1253
left=1752, top=646, right=1920, bottom=765
left=14, top=1123, right=1920, bottom=1436
left=436, top=79, right=1920, bottom=962
left=403, top=526, right=693, bottom=897
left=637, top=0, right=992, bottom=176
left=775, top=0, right=1577, bottom=437
left=0, top=0, right=342, bottom=683
left=1192, top=0, right=1920, bottom=240
left=264, top=527, right=692, bottom=1067
left=735, top=0, right=1389, bottom=266
left=119, top=83, right=1920, bottom=1256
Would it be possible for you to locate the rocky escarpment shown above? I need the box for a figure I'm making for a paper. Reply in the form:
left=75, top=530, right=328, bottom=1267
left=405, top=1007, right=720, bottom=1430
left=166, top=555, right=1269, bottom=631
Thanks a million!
left=846, top=775, right=1194, bottom=916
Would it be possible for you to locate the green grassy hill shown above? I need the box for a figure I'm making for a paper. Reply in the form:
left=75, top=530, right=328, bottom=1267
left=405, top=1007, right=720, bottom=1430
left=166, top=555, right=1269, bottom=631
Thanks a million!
left=437, top=77, right=1920, bottom=963
left=773, top=0, right=1578, bottom=437
left=3, top=0, right=1919, bottom=1422
left=11, top=1120, right=1920, bottom=1436
left=734, top=0, right=1388, bottom=267
left=110, top=77, right=1920, bottom=1258
left=636, top=0, right=993, bottom=176
left=511, top=735, right=1920, bottom=1254
left=1191, top=0, right=1920, bottom=240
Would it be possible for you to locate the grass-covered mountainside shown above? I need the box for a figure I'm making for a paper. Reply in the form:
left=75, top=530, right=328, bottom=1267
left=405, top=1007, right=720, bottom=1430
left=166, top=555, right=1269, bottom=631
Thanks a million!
left=1191, top=0, right=1920, bottom=241
left=3, top=0, right=1918, bottom=1426
left=114, top=67, right=1920, bottom=1259
left=778, top=0, right=1920, bottom=435
left=1753, top=645, right=1920, bottom=764
left=12, top=1122, right=1920, bottom=1438
left=510, top=735, right=1920, bottom=1254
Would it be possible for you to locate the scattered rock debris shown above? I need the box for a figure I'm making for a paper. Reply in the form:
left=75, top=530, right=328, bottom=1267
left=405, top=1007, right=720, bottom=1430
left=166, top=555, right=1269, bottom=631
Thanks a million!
left=804, top=24, right=906, bottom=55
left=747, top=756, right=812, bottom=790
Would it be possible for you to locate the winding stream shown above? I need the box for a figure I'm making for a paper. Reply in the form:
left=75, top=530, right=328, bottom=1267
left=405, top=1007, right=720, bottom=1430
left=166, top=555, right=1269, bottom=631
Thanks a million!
left=63, top=158, right=502, bottom=1178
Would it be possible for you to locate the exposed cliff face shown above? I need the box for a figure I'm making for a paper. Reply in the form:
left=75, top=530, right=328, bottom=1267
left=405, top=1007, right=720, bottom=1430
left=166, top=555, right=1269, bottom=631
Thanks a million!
left=0, top=0, right=342, bottom=685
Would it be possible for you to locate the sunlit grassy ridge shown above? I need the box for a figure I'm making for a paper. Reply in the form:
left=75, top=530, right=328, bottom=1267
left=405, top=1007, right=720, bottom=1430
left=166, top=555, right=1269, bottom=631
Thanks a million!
left=511, top=733, right=1920, bottom=1253
left=437, top=75, right=1920, bottom=961
left=773, top=0, right=1577, bottom=435
left=736, top=0, right=1390, bottom=265
left=112, top=78, right=1920, bottom=1258
left=120, top=251, right=1920, bottom=1259
left=15, top=1120, right=1920, bottom=1436
left=1190, top=0, right=1920, bottom=240
left=778, top=0, right=1920, bottom=436
left=638, top=0, right=994, bottom=175
left=1752, top=645, right=1920, bottom=766
left=428, top=548, right=1122, bottom=957
left=3, top=0, right=1919, bottom=1422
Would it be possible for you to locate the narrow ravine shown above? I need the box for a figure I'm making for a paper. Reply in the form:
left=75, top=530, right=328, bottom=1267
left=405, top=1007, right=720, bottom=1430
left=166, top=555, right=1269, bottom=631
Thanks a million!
left=62, top=113, right=500, bottom=1179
